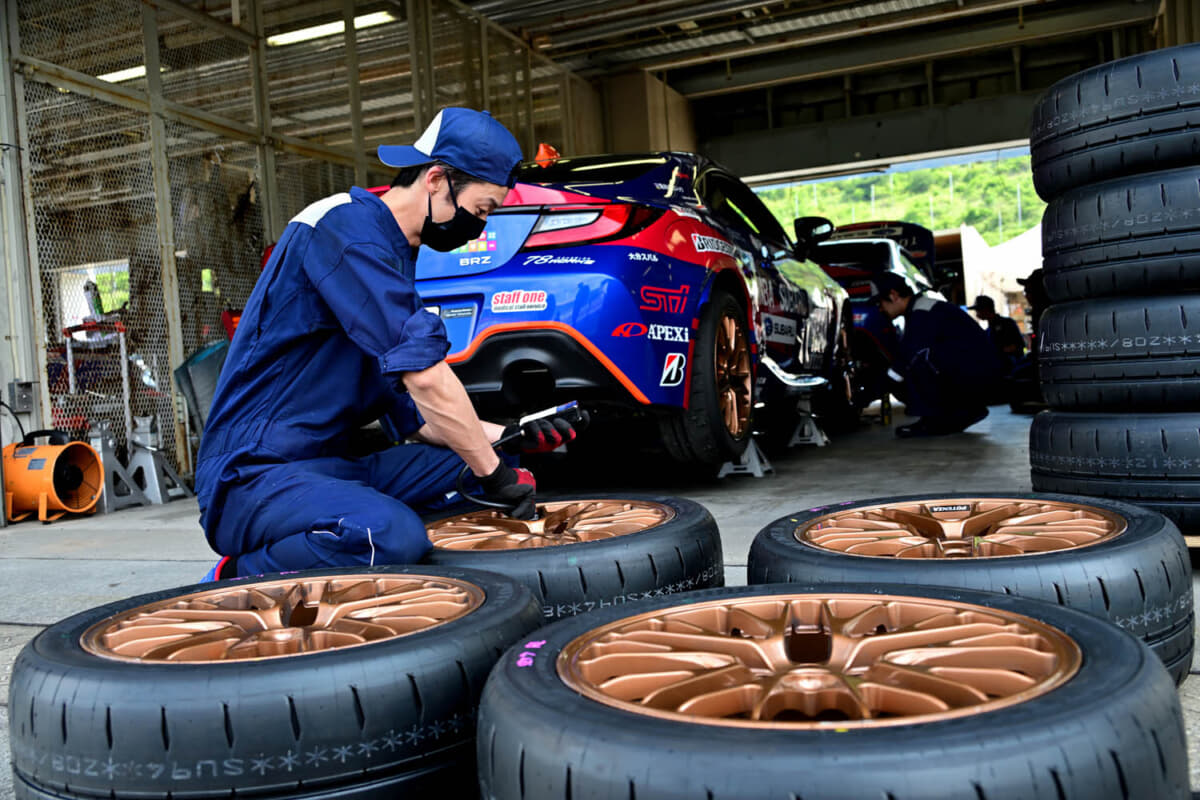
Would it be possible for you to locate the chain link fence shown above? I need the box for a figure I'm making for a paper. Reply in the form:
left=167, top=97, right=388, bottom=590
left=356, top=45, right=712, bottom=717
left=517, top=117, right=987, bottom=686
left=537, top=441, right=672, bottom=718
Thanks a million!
left=11, top=0, right=587, bottom=476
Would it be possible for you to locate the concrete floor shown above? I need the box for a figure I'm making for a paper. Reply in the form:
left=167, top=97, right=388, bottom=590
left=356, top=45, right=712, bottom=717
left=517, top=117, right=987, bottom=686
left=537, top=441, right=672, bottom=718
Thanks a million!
left=2, top=405, right=1198, bottom=797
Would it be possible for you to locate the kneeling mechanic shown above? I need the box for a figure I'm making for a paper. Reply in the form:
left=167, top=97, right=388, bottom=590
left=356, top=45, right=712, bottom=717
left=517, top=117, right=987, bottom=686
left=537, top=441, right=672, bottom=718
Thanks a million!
left=196, top=108, right=585, bottom=580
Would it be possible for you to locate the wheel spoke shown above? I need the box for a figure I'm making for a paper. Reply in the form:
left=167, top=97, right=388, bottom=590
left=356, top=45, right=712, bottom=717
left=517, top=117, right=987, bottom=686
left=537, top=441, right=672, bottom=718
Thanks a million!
left=427, top=500, right=673, bottom=551
left=796, top=498, right=1124, bottom=559
left=82, top=575, right=484, bottom=662
left=560, top=593, right=1080, bottom=728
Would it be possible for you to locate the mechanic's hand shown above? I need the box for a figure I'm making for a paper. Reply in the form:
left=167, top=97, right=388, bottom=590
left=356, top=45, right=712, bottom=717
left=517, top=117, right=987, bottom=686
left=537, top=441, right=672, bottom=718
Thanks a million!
left=477, top=462, right=537, bottom=519
left=501, top=410, right=591, bottom=455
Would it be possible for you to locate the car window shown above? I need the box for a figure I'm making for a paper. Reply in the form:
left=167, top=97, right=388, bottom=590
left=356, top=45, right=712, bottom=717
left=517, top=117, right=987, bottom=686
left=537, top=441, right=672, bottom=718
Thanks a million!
left=696, top=171, right=789, bottom=253
left=899, top=251, right=934, bottom=290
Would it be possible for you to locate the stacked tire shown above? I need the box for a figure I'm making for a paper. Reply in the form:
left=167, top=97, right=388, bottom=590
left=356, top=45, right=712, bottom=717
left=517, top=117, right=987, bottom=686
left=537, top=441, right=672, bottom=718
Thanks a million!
left=1028, top=43, right=1200, bottom=540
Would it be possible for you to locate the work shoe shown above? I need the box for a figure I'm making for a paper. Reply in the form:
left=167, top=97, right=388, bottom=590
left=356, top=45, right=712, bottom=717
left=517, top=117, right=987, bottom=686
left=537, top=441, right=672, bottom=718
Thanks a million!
left=200, top=555, right=237, bottom=582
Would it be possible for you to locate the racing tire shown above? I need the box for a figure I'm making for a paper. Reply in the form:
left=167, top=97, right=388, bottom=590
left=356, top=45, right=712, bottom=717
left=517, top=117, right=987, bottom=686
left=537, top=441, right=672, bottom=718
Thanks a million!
left=746, top=492, right=1192, bottom=683
left=7, top=566, right=543, bottom=800
left=423, top=495, right=723, bottom=621
left=1038, top=294, right=1200, bottom=411
left=1030, top=410, right=1200, bottom=535
left=1041, top=166, right=1200, bottom=302
left=659, top=290, right=752, bottom=465
left=1030, top=43, right=1200, bottom=201
left=477, top=583, right=1189, bottom=800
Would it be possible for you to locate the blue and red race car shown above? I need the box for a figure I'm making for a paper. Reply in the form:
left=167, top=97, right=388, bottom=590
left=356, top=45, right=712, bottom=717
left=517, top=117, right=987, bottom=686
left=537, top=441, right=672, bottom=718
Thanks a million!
left=413, top=152, right=855, bottom=465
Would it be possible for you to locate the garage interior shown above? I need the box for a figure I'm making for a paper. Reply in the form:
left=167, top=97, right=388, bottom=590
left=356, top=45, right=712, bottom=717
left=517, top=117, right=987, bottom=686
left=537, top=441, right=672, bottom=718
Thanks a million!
left=2, top=0, right=1200, bottom=796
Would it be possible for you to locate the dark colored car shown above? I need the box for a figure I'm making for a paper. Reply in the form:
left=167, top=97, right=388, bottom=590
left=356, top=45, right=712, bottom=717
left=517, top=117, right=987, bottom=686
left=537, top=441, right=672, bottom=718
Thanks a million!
left=413, top=152, right=855, bottom=464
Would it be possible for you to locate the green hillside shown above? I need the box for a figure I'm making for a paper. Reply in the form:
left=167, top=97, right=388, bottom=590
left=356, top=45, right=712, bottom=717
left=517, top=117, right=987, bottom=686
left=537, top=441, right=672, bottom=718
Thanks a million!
left=755, top=154, right=1044, bottom=247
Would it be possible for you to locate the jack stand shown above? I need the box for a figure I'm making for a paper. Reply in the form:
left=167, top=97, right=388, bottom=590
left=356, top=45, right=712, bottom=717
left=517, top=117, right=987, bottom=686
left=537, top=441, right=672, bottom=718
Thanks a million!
left=128, top=443, right=194, bottom=504
left=788, top=395, right=830, bottom=448
left=718, top=438, right=774, bottom=479
left=89, top=423, right=152, bottom=513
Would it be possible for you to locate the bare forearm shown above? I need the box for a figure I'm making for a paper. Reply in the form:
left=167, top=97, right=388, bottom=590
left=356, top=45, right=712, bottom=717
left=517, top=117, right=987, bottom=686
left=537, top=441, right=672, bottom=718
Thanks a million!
left=402, top=362, right=499, bottom=475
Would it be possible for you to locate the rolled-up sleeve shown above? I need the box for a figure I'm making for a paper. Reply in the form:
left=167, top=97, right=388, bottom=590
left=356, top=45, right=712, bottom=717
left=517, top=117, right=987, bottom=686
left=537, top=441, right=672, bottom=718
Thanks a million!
left=379, top=308, right=451, bottom=374
left=302, top=241, right=450, bottom=378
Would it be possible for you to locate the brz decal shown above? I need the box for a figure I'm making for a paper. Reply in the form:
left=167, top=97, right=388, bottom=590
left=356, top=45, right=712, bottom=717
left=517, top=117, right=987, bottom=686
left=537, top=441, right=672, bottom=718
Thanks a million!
left=492, top=290, right=548, bottom=313
left=660, top=353, right=686, bottom=386
left=763, top=314, right=797, bottom=344
left=612, top=322, right=647, bottom=337
left=611, top=323, right=689, bottom=342
left=522, top=254, right=596, bottom=266
left=640, top=285, right=689, bottom=313
left=458, top=255, right=492, bottom=266
left=691, top=233, right=738, bottom=257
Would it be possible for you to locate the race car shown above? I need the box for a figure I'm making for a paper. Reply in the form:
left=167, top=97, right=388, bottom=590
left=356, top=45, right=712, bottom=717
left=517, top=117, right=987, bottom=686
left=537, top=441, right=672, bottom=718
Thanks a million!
left=414, top=152, right=855, bottom=466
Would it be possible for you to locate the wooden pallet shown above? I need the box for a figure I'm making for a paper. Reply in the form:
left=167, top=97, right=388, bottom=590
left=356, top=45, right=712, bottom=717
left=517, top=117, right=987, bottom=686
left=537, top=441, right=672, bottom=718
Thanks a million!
left=1184, top=534, right=1200, bottom=550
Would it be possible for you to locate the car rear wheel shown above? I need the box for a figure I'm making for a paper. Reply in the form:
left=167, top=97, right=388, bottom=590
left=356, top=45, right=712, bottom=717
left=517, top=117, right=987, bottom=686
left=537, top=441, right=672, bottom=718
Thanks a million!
left=7, top=567, right=543, bottom=800
left=478, top=584, right=1188, bottom=800
left=659, top=290, right=752, bottom=465
left=747, top=492, right=1192, bottom=683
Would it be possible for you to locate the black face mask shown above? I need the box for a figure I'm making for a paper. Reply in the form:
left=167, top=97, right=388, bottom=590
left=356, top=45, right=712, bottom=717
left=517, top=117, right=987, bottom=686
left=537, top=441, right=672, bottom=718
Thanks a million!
left=420, top=180, right=486, bottom=252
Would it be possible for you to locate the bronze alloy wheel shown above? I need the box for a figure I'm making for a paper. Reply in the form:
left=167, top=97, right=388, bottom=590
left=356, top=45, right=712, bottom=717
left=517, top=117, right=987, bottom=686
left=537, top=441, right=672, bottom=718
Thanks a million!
left=80, top=574, right=484, bottom=663
left=427, top=500, right=674, bottom=550
left=715, top=310, right=751, bottom=437
left=796, top=498, right=1126, bottom=558
left=559, top=593, right=1081, bottom=728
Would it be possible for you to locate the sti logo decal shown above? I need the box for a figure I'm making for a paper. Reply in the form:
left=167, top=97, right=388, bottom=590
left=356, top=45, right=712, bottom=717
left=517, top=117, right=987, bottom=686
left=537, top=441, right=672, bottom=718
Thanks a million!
left=660, top=353, right=686, bottom=386
left=929, top=504, right=971, bottom=513
left=640, top=285, right=689, bottom=313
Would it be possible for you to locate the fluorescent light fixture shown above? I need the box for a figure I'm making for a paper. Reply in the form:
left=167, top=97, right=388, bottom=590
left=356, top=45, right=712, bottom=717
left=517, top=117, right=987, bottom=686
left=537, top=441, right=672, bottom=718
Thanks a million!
left=96, top=65, right=147, bottom=83
left=267, top=11, right=395, bottom=46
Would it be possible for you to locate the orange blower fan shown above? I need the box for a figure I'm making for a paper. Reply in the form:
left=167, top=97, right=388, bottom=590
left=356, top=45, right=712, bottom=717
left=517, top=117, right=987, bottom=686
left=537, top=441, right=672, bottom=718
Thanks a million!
left=4, top=430, right=104, bottom=523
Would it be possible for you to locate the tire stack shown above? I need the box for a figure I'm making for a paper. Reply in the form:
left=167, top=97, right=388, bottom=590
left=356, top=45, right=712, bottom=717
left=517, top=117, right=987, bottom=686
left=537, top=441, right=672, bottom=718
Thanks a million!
left=1028, top=43, right=1200, bottom=539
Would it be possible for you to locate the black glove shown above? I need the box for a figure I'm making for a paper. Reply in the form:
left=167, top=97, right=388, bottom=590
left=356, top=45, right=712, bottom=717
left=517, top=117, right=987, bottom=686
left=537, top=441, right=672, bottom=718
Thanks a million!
left=501, top=410, right=590, bottom=455
left=477, top=461, right=537, bottom=519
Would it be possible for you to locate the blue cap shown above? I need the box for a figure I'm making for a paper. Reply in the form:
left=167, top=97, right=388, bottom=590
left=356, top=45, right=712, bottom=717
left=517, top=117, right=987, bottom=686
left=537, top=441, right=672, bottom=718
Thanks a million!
left=378, top=108, right=523, bottom=188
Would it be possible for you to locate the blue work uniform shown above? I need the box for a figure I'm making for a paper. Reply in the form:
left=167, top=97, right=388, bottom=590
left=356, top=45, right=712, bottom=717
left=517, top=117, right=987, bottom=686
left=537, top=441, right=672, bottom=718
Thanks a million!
left=893, top=294, right=1006, bottom=422
left=195, top=187, right=465, bottom=576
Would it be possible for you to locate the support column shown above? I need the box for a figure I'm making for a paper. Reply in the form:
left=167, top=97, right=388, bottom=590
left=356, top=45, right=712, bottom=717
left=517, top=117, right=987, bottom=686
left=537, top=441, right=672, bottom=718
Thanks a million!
left=4, top=0, right=48, bottom=433
left=343, top=0, right=366, bottom=185
left=141, top=4, right=190, bottom=473
left=248, top=0, right=281, bottom=243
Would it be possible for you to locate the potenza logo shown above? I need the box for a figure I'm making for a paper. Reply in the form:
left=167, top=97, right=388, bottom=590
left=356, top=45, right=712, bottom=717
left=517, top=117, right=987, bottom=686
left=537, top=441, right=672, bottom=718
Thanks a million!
left=691, top=233, right=738, bottom=258
left=639, top=285, right=689, bottom=313
left=611, top=323, right=689, bottom=342
left=491, top=289, right=548, bottom=313
left=660, top=353, right=687, bottom=386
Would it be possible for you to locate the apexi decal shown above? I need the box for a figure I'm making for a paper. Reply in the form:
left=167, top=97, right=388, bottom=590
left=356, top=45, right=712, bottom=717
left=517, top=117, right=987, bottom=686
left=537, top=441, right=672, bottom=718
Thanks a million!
left=458, top=255, right=492, bottom=267
left=929, top=504, right=971, bottom=513
left=491, top=290, right=547, bottom=313
left=660, top=353, right=686, bottom=386
left=522, top=254, right=596, bottom=266
left=611, top=323, right=689, bottom=342
left=763, top=314, right=797, bottom=344
left=639, top=285, right=689, bottom=313
left=691, top=233, right=738, bottom=257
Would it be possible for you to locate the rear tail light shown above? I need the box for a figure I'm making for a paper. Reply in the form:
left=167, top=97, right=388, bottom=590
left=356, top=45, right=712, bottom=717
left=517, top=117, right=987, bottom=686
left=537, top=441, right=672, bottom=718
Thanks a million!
left=524, top=204, right=662, bottom=250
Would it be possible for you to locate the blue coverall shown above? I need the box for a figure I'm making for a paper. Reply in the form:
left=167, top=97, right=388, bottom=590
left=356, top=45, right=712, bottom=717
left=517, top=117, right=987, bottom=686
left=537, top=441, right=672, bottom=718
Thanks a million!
left=893, top=294, right=1007, bottom=423
left=195, top=187, right=466, bottom=576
